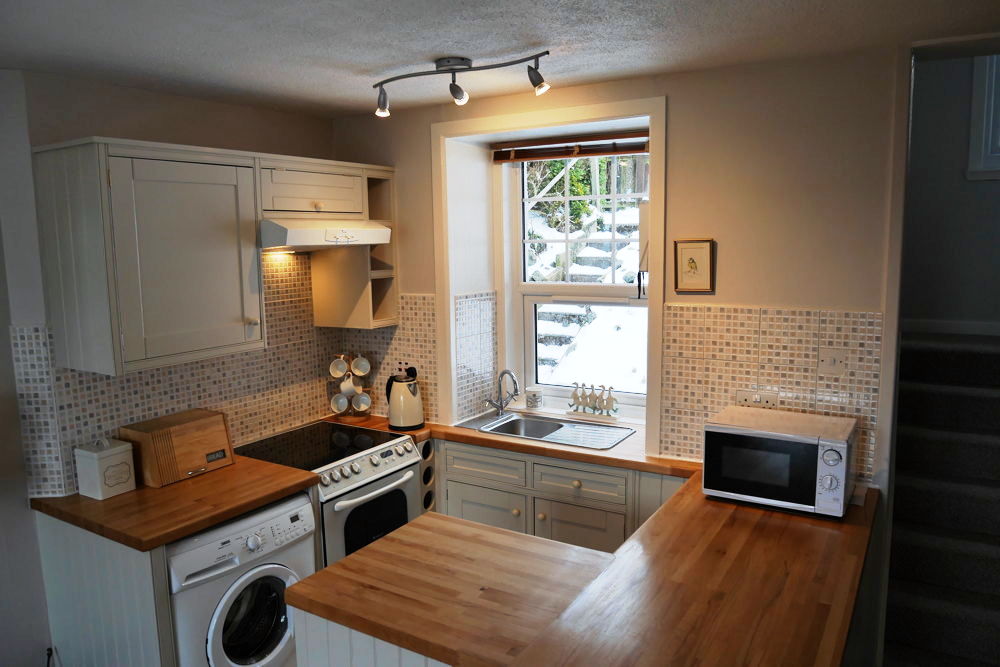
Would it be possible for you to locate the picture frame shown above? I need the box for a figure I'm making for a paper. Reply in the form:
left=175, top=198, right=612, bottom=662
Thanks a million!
left=674, top=238, right=715, bottom=293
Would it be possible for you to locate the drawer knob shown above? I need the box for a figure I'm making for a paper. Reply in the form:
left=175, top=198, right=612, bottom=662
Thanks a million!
left=571, top=479, right=583, bottom=489
left=536, top=513, right=547, bottom=521
left=314, top=201, right=324, bottom=211
left=511, top=508, right=521, bottom=517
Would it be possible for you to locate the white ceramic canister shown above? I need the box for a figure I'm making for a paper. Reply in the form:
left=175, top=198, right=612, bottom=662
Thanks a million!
left=74, top=438, right=136, bottom=500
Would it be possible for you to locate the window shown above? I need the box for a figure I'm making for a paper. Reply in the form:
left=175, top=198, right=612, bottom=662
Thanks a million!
left=515, top=154, right=650, bottom=403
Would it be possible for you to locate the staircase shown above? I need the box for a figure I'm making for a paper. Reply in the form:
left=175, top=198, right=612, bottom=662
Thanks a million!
left=885, top=333, right=1000, bottom=666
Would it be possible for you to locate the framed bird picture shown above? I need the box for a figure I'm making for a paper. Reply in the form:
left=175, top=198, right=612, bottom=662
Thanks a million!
left=674, top=239, right=715, bottom=292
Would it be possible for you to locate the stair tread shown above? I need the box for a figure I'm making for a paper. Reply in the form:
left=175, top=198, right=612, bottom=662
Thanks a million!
left=889, top=579, right=1000, bottom=624
left=896, top=470, right=1000, bottom=493
left=899, top=380, right=1000, bottom=398
left=884, top=641, right=997, bottom=667
left=898, top=424, right=1000, bottom=446
left=893, top=520, right=1000, bottom=552
left=902, top=332, right=1000, bottom=355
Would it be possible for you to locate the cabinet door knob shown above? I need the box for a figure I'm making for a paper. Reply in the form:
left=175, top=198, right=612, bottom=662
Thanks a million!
left=571, top=479, right=583, bottom=489
left=511, top=508, right=521, bottom=517
left=536, top=513, right=547, bottom=521
left=313, top=201, right=324, bottom=211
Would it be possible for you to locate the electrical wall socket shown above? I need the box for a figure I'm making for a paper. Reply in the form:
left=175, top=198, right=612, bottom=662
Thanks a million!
left=818, top=347, right=848, bottom=376
left=736, top=390, right=779, bottom=409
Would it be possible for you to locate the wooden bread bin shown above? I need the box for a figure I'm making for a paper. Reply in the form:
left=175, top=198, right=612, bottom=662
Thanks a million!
left=118, top=409, right=234, bottom=487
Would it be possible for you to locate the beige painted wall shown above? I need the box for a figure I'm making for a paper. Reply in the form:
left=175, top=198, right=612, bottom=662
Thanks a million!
left=331, top=49, right=897, bottom=310
left=24, top=71, right=333, bottom=158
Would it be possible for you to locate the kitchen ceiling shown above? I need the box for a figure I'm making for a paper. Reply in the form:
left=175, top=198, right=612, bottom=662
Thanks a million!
left=2, top=0, right=999, bottom=116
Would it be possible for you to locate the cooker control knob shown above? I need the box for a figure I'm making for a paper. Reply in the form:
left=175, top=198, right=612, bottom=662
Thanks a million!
left=340, top=465, right=351, bottom=478
left=403, top=442, right=413, bottom=452
left=330, top=469, right=342, bottom=482
left=245, top=533, right=263, bottom=552
left=820, top=475, right=839, bottom=491
left=822, top=449, right=842, bottom=466
left=319, top=473, right=332, bottom=486
left=350, top=462, right=362, bottom=475
left=394, top=445, right=405, bottom=456
left=369, top=455, right=380, bottom=466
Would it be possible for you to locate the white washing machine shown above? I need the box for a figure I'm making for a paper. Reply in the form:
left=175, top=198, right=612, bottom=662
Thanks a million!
left=167, top=494, right=316, bottom=666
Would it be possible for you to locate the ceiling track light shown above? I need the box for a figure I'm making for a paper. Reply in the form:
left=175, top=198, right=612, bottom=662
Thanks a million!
left=449, top=73, right=469, bottom=106
left=372, top=50, right=550, bottom=118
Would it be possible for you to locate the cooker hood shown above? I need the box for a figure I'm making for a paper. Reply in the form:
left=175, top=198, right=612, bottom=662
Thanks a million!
left=260, top=218, right=391, bottom=251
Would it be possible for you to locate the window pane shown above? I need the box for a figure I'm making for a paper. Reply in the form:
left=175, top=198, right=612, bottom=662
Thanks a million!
left=524, top=200, right=568, bottom=239
left=567, top=156, right=611, bottom=196
left=535, top=303, right=647, bottom=395
left=613, top=198, right=642, bottom=240
left=616, top=155, right=649, bottom=195
left=567, top=242, right=614, bottom=283
left=612, top=242, right=642, bottom=285
left=525, top=242, right=566, bottom=282
left=524, top=159, right=566, bottom=198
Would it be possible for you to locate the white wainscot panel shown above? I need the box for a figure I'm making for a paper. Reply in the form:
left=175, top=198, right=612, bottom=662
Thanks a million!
left=294, top=609, right=449, bottom=667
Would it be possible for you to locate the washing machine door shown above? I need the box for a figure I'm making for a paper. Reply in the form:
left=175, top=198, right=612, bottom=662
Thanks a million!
left=207, top=563, right=299, bottom=667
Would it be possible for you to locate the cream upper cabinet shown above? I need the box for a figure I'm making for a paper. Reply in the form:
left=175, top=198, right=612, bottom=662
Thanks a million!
left=108, top=157, right=262, bottom=363
left=33, top=139, right=265, bottom=375
left=260, top=167, right=363, bottom=213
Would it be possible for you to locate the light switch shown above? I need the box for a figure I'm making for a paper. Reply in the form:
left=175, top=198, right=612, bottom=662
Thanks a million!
left=818, top=347, right=848, bottom=376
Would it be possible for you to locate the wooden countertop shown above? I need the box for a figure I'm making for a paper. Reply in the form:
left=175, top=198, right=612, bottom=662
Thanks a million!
left=285, top=512, right=614, bottom=666
left=429, top=421, right=700, bottom=478
left=288, top=473, right=878, bottom=667
left=30, top=455, right=319, bottom=551
left=514, top=472, right=880, bottom=667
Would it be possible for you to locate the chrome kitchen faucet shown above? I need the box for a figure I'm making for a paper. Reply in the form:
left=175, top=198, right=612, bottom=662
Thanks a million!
left=485, top=369, right=520, bottom=417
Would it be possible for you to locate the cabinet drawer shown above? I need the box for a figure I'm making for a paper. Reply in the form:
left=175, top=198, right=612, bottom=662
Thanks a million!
left=445, top=481, right=527, bottom=534
left=260, top=168, right=363, bottom=213
left=445, top=446, right=527, bottom=486
left=533, top=463, right=627, bottom=505
left=534, top=498, right=625, bottom=553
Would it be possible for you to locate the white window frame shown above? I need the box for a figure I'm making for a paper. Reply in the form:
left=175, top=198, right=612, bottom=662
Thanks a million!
left=509, top=156, right=649, bottom=408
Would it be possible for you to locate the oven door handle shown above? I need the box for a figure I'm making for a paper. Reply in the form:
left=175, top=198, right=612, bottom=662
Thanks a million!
left=332, top=470, right=415, bottom=513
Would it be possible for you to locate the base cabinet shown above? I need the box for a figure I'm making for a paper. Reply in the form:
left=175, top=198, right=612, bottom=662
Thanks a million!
left=533, top=498, right=626, bottom=552
left=439, top=440, right=685, bottom=553
left=445, top=480, right=527, bottom=533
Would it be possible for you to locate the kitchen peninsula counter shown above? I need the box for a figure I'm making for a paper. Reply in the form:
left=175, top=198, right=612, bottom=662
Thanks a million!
left=287, top=471, right=879, bottom=666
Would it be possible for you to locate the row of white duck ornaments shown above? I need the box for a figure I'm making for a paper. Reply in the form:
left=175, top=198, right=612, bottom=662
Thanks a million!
left=568, top=383, right=619, bottom=416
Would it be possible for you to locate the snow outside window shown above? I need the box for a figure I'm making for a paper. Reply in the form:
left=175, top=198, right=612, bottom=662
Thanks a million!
left=516, top=155, right=649, bottom=401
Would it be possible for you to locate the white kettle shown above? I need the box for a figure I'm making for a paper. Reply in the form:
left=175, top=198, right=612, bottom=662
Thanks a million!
left=386, top=366, right=424, bottom=430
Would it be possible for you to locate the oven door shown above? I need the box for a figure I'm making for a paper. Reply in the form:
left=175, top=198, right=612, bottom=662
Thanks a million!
left=321, top=463, right=421, bottom=564
left=703, top=426, right=819, bottom=511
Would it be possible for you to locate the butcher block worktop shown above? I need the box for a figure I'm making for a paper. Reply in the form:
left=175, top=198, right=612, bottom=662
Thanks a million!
left=30, top=455, right=319, bottom=551
left=285, top=511, right=615, bottom=666
left=290, top=472, right=879, bottom=666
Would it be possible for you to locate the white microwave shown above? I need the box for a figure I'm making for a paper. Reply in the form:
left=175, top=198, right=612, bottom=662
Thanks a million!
left=703, top=406, right=857, bottom=517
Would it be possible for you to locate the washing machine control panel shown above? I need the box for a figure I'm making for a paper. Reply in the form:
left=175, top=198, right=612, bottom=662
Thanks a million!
left=166, top=500, right=315, bottom=594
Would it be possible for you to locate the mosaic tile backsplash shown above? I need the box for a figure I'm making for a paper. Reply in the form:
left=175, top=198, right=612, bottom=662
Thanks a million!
left=454, top=292, right=498, bottom=422
left=12, top=253, right=438, bottom=497
left=660, top=305, right=883, bottom=480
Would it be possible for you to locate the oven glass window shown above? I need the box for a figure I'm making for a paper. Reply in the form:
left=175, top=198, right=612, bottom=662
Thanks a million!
left=343, top=489, right=408, bottom=557
left=222, top=575, right=288, bottom=664
left=704, top=432, right=817, bottom=507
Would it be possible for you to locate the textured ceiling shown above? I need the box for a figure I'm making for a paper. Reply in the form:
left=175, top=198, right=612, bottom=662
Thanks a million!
left=2, top=0, right=1000, bottom=116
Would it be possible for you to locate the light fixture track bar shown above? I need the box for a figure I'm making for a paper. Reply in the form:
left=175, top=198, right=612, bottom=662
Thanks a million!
left=372, top=50, right=550, bottom=89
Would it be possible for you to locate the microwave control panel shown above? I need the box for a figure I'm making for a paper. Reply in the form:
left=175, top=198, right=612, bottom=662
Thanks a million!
left=813, top=434, right=853, bottom=517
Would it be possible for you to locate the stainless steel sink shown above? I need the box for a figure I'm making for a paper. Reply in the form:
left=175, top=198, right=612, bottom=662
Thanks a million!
left=476, top=413, right=634, bottom=450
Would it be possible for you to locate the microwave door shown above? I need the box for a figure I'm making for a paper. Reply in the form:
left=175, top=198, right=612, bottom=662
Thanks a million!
left=703, top=429, right=819, bottom=508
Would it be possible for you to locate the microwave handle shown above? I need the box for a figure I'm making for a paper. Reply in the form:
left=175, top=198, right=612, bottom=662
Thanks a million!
left=332, top=470, right=415, bottom=513
left=704, top=423, right=819, bottom=445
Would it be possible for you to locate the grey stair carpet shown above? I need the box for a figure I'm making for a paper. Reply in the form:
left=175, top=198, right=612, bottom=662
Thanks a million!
left=886, top=333, right=1000, bottom=665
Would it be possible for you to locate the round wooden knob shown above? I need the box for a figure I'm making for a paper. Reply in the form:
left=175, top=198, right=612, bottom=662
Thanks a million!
left=313, top=201, right=324, bottom=211
left=511, top=508, right=521, bottom=517
left=571, top=480, right=583, bottom=489
left=536, top=513, right=547, bottom=521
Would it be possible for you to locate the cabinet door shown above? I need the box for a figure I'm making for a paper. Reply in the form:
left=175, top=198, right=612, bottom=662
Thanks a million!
left=109, top=158, right=262, bottom=363
left=260, top=168, right=363, bottom=213
left=445, top=480, right=527, bottom=533
left=533, top=498, right=626, bottom=553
